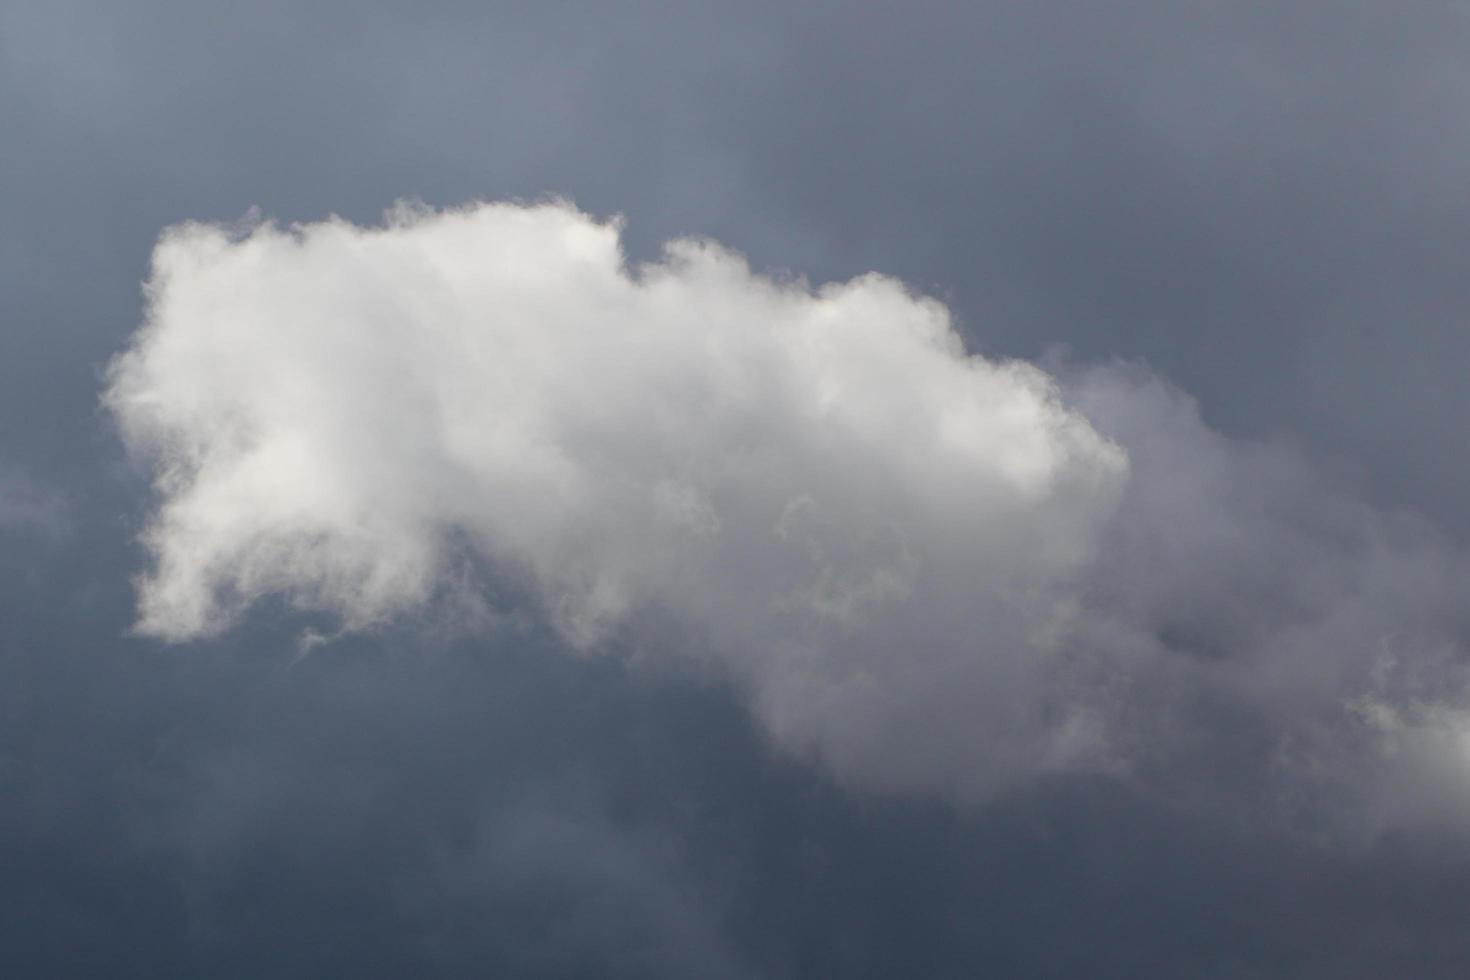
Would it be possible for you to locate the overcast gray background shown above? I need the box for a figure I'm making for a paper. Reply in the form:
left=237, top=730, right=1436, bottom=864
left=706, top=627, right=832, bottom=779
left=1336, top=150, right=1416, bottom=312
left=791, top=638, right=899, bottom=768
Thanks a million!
left=5, top=2, right=1470, bottom=976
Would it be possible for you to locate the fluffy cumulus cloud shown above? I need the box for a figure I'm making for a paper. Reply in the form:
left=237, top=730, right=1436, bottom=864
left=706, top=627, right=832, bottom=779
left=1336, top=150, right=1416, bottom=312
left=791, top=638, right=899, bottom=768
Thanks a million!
left=106, top=201, right=1470, bottom=820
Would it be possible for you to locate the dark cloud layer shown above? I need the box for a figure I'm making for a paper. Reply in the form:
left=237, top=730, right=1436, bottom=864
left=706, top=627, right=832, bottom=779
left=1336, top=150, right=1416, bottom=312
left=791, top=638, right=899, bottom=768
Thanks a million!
left=8, top=545, right=1470, bottom=980
left=7, top=1, right=1470, bottom=976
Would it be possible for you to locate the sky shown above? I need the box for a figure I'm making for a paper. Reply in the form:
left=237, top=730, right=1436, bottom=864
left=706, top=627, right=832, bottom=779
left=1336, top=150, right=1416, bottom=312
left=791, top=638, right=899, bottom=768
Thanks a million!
left=6, top=2, right=1470, bottom=976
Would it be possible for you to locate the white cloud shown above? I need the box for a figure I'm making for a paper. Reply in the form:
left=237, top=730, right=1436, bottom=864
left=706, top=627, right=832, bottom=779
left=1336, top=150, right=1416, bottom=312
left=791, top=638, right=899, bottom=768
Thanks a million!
left=105, top=200, right=1130, bottom=795
left=105, top=200, right=1470, bottom=819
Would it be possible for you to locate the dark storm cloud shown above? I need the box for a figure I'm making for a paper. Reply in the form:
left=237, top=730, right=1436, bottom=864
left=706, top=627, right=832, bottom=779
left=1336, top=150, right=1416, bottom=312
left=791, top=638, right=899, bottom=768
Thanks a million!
left=7, top=1, right=1470, bottom=976
left=8, top=544, right=1470, bottom=980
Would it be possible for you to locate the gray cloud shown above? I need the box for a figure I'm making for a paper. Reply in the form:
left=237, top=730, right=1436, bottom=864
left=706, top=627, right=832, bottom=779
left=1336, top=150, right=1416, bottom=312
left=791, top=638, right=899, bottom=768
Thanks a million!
left=1059, top=359, right=1470, bottom=836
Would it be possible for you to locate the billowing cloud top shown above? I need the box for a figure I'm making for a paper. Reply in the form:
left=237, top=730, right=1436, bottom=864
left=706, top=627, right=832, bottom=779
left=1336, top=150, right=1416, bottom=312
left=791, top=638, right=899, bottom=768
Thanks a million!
left=107, top=201, right=1470, bottom=820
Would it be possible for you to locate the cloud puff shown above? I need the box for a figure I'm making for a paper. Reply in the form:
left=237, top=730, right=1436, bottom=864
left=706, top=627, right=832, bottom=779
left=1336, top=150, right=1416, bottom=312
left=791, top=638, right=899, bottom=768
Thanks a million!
left=106, top=201, right=1470, bottom=819
left=1056, top=362, right=1470, bottom=832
